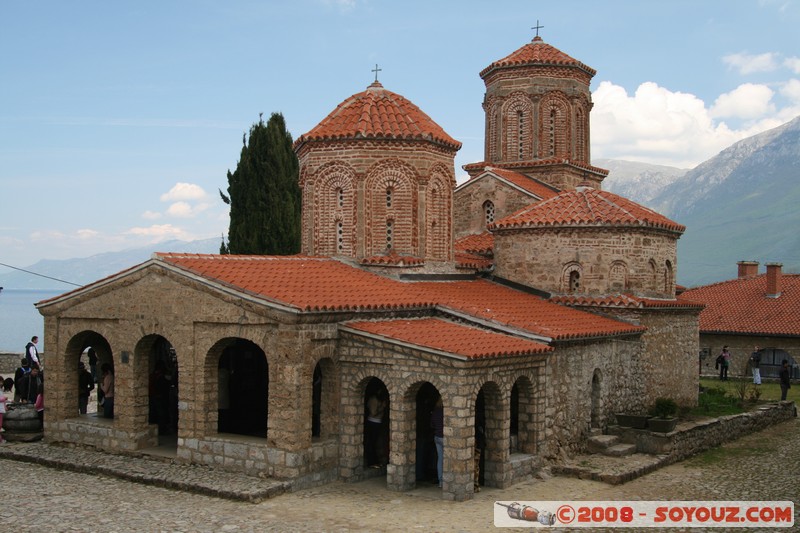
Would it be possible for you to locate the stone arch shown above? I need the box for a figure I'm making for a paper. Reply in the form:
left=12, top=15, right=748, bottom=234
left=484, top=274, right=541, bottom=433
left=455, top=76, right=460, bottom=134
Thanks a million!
left=511, top=375, right=537, bottom=455
left=485, top=99, right=501, bottom=162
left=501, top=93, right=534, bottom=161
left=311, top=357, right=337, bottom=439
left=135, top=335, right=179, bottom=443
left=609, top=260, right=628, bottom=292
left=475, top=380, right=504, bottom=489
left=539, top=92, right=571, bottom=159
left=364, top=159, right=419, bottom=256
left=562, top=262, right=582, bottom=293
left=312, top=161, right=357, bottom=256
left=664, top=260, right=674, bottom=294
left=68, top=331, right=113, bottom=421
left=363, top=377, right=390, bottom=471
left=590, top=369, right=603, bottom=429
left=398, top=379, right=443, bottom=489
left=209, top=337, right=269, bottom=438
left=426, top=167, right=452, bottom=261
left=649, top=259, right=658, bottom=291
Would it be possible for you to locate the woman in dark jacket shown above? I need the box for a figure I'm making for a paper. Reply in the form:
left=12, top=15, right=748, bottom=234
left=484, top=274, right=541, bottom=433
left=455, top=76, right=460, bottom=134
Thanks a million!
left=779, top=359, right=791, bottom=401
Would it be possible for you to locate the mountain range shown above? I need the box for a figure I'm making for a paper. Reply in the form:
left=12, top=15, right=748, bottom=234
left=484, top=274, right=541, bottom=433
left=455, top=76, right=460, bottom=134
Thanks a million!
left=2, top=116, right=798, bottom=290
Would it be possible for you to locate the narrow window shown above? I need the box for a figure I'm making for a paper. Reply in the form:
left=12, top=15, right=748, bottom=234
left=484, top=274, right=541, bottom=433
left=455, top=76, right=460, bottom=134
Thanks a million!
left=386, top=220, right=393, bottom=250
left=517, top=110, right=524, bottom=159
left=336, top=221, right=344, bottom=253
left=386, top=187, right=393, bottom=208
left=569, top=270, right=580, bottom=292
left=484, top=200, right=495, bottom=227
left=336, top=188, right=344, bottom=208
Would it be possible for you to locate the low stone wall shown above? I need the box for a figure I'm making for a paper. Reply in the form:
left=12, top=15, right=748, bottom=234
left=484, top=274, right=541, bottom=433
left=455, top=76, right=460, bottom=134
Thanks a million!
left=612, top=401, right=796, bottom=461
left=46, top=417, right=158, bottom=452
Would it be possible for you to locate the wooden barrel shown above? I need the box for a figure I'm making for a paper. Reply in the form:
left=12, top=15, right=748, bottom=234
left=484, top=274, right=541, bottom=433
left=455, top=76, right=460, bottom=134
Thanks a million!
left=2, top=402, right=43, bottom=442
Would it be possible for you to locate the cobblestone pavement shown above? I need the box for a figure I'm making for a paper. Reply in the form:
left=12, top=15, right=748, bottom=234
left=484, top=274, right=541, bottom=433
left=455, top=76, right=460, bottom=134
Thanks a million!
left=1, top=417, right=797, bottom=532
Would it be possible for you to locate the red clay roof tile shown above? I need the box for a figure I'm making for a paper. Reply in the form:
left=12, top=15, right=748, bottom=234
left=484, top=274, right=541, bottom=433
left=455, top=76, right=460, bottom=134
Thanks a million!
left=294, top=81, right=461, bottom=151
left=462, top=159, right=609, bottom=177
left=492, top=187, right=685, bottom=233
left=455, top=232, right=494, bottom=255
left=457, top=167, right=560, bottom=201
left=344, top=317, right=552, bottom=359
left=552, top=294, right=704, bottom=309
left=150, top=253, right=642, bottom=340
left=679, top=274, right=800, bottom=336
left=480, top=36, right=597, bottom=79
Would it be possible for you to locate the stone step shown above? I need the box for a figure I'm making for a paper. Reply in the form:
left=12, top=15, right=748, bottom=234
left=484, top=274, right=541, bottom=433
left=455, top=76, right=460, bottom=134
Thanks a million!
left=586, top=434, right=620, bottom=454
left=604, top=443, right=638, bottom=457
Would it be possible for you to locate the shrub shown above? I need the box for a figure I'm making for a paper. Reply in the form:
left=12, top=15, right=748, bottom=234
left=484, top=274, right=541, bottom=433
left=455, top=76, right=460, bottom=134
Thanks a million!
left=651, top=397, right=678, bottom=419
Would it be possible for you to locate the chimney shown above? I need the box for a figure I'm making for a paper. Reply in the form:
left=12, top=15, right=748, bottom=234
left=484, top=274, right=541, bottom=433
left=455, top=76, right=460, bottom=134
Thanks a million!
left=737, top=261, right=759, bottom=279
left=766, top=262, right=783, bottom=298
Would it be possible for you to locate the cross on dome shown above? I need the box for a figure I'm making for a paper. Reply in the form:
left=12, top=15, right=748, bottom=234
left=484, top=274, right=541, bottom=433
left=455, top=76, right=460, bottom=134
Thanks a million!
left=531, top=20, right=544, bottom=39
left=371, top=63, right=382, bottom=82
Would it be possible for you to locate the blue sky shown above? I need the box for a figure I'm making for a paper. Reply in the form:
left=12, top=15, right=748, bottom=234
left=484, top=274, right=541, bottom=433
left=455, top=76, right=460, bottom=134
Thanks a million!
left=2, top=0, right=799, bottom=269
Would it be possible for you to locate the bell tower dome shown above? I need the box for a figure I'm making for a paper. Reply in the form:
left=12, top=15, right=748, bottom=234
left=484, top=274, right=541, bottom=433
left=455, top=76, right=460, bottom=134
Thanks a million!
left=474, top=35, right=606, bottom=190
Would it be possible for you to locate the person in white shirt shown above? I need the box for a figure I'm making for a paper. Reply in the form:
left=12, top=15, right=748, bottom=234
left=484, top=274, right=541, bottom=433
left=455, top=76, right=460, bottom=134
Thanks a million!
left=25, top=336, right=41, bottom=369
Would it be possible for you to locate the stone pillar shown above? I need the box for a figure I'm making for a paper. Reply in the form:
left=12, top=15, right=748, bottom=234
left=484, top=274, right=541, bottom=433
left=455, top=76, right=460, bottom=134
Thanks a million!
left=386, top=397, right=415, bottom=491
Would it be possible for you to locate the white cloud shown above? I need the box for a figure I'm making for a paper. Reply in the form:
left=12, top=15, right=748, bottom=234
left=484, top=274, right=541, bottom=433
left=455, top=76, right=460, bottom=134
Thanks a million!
left=75, top=229, right=100, bottom=240
left=710, top=83, right=775, bottom=119
left=592, top=81, right=741, bottom=168
left=723, top=52, right=779, bottom=74
left=165, top=201, right=212, bottom=218
left=785, top=57, right=800, bottom=74
left=142, top=210, right=162, bottom=220
left=160, top=182, right=208, bottom=202
left=125, top=224, right=191, bottom=240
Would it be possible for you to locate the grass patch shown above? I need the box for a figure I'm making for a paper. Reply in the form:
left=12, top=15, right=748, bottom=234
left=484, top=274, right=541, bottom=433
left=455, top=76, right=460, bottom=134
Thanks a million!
left=699, top=377, right=798, bottom=404
left=687, top=444, right=771, bottom=467
left=691, top=385, right=746, bottom=417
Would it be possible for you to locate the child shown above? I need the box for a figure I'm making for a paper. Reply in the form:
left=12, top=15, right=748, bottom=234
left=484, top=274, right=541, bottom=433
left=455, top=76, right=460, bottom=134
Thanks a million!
left=0, top=389, right=7, bottom=443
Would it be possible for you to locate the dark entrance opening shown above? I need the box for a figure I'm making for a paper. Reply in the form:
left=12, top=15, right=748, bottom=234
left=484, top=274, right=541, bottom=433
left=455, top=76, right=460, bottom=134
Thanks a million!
left=363, top=377, right=389, bottom=469
left=415, top=382, right=439, bottom=484
left=218, top=340, right=268, bottom=437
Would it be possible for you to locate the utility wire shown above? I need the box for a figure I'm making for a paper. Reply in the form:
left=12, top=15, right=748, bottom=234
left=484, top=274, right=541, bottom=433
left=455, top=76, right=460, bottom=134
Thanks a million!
left=0, top=261, right=82, bottom=287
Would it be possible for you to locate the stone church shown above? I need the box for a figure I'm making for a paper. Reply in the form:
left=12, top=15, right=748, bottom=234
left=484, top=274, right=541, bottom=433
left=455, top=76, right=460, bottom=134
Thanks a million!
left=37, top=35, right=701, bottom=501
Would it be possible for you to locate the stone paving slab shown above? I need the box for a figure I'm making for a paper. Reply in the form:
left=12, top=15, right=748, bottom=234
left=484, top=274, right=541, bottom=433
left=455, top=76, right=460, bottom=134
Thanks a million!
left=553, top=452, right=669, bottom=485
left=0, top=441, right=290, bottom=503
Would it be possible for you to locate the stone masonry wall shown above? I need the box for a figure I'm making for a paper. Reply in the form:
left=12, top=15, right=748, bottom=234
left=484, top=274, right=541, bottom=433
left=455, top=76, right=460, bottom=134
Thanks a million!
left=544, top=337, right=644, bottom=461
left=453, top=177, right=538, bottom=239
left=698, top=334, right=800, bottom=379
left=493, top=227, right=678, bottom=298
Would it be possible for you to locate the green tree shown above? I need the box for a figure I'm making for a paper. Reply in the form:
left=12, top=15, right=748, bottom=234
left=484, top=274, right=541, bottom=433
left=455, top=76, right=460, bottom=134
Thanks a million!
left=220, top=113, right=301, bottom=255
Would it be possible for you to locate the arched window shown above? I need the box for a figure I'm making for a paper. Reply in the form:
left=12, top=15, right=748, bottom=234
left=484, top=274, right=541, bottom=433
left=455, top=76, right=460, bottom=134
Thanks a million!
left=386, top=187, right=393, bottom=208
left=483, top=200, right=495, bottom=227
left=609, top=261, right=627, bottom=291
left=517, top=110, right=525, bottom=160
left=549, top=109, right=557, bottom=157
left=336, top=221, right=344, bottom=253
left=336, top=187, right=344, bottom=208
left=664, top=260, right=674, bottom=293
left=569, top=270, right=580, bottom=292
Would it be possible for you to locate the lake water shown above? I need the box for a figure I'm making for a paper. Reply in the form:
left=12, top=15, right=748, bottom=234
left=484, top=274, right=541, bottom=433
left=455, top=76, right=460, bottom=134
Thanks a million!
left=0, top=288, right=65, bottom=352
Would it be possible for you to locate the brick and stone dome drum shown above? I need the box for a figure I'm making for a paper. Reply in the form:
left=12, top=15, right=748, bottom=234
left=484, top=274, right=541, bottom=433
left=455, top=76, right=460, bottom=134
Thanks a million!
left=294, top=82, right=461, bottom=264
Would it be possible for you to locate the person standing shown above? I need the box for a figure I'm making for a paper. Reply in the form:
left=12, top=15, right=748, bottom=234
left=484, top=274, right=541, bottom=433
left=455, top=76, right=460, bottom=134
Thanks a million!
left=13, top=358, right=31, bottom=402
left=78, top=362, right=94, bottom=414
left=18, top=366, right=42, bottom=404
left=750, top=346, right=762, bottom=385
left=100, top=364, right=115, bottom=418
left=25, top=336, right=41, bottom=369
left=431, top=396, right=444, bottom=488
left=779, top=359, right=791, bottom=401
left=87, top=347, right=99, bottom=383
left=0, top=388, right=7, bottom=443
left=718, top=346, right=731, bottom=381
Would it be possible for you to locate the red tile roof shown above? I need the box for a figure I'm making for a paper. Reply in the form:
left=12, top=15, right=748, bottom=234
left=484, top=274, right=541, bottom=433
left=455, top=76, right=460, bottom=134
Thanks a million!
left=360, top=250, right=425, bottom=266
left=456, top=167, right=560, bottom=200
left=679, top=274, right=800, bottom=336
left=150, top=254, right=642, bottom=340
left=454, top=251, right=493, bottom=270
left=455, top=232, right=494, bottom=255
left=552, top=294, right=704, bottom=310
left=414, top=279, right=645, bottom=341
left=492, top=187, right=685, bottom=233
left=294, top=81, right=461, bottom=151
left=463, top=159, right=609, bottom=178
left=344, top=318, right=552, bottom=359
left=480, top=36, right=597, bottom=79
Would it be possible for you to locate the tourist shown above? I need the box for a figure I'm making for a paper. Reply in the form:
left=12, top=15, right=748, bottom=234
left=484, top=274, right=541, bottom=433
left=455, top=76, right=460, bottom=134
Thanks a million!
left=34, top=382, right=44, bottom=428
left=17, top=366, right=42, bottom=404
left=431, top=396, right=444, bottom=488
left=14, top=358, right=31, bottom=402
left=779, top=359, right=791, bottom=401
left=0, top=386, right=7, bottom=443
left=25, top=335, right=41, bottom=369
left=717, top=346, right=731, bottom=381
left=78, top=361, right=94, bottom=414
left=87, top=347, right=99, bottom=383
left=750, top=346, right=762, bottom=385
left=100, top=364, right=115, bottom=418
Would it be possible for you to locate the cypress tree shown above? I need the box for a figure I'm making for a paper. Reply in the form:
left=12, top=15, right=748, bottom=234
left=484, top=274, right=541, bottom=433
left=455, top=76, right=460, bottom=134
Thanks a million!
left=220, top=113, right=301, bottom=255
